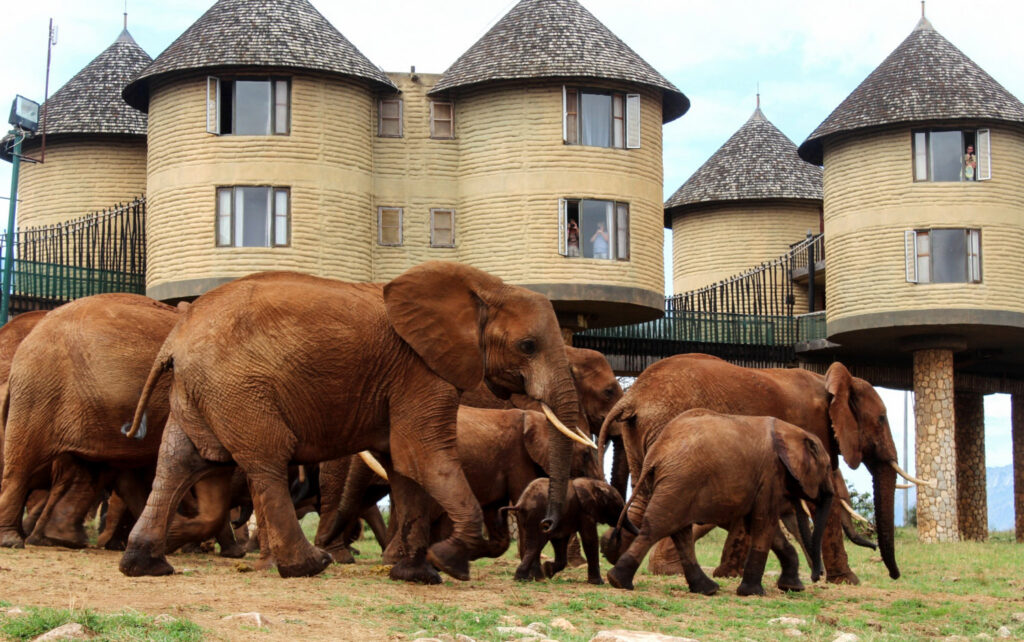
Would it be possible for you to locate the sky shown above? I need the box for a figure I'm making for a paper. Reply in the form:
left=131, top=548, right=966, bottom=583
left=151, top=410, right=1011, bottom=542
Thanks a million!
left=1, top=1, right=1020, bottom=523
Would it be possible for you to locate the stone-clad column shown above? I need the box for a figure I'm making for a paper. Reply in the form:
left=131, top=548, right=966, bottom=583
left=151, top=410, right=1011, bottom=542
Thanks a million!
left=1014, top=394, right=1023, bottom=543
left=954, top=392, right=986, bottom=541
left=913, top=349, right=959, bottom=542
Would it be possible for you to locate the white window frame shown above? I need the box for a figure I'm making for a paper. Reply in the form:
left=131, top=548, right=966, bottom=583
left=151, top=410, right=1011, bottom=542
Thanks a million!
left=216, top=186, right=289, bottom=248
left=562, top=86, right=640, bottom=149
left=430, top=101, right=454, bottom=139
left=378, top=206, right=403, bottom=246
left=429, top=208, right=456, bottom=247
left=912, top=128, right=991, bottom=182
left=206, top=76, right=290, bottom=136
left=904, top=228, right=982, bottom=284
left=559, top=198, right=629, bottom=261
left=378, top=98, right=403, bottom=138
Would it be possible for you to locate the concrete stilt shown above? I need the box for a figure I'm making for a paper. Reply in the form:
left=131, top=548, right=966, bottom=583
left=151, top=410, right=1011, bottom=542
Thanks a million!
left=913, top=348, right=959, bottom=542
left=954, top=392, right=986, bottom=541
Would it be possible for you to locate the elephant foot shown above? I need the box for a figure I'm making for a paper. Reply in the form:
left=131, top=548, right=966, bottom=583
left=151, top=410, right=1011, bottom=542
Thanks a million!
left=607, top=555, right=640, bottom=591
left=687, top=575, right=719, bottom=596
left=252, top=555, right=276, bottom=572
left=120, top=547, right=175, bottom=577
left=777, top=575, right=805, bottom=592
left=426, top=539, right=471, bottom=582
left=276, top=547, right=332, bottom=578
left=177, top=542, right=203, bottom=554
left=390, top=556, right=442, bottom=585
left=102, top=537, right=128, bottom=552
left=541, top=560, right=561, bottom=579
left=712, top=563, right=742, bottom=578
left=218, top=543, right=246, bottom=559
left=27, top=532, right=87, bottom=549
left=587, top=574, right=604, bottom=585
left=826, top=570, right=860, bottom=585
left=327, top=546, right=356, bottom=564
left=736, top=581, right=766, bottom=596
left=0, top=529, right=25, bottom=549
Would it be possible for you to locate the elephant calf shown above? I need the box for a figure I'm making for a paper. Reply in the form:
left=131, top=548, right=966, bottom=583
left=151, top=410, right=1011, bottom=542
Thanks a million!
left=606, top=409, right=834, bottom=596
left=503, top=477, right=629, bottom=584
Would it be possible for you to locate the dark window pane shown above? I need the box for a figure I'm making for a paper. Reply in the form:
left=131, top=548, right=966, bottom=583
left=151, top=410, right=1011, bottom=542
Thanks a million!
left=235, top=81, right=271, bottom=135
left=929, top=131, right=962, bottom=182
left=238, top=187, right=269, bottom=247
left=580, top=93, right=612, bottom=147
left=931, top=229, right=967, bottom=282
left=220, top=81, right=233, bottom=134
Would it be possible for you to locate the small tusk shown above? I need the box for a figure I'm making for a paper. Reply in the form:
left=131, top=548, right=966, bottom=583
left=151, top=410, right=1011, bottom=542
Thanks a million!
left=800, top=499, right=813, bottom=518
left=540, top=402, right=598, bottom=450
left=840, top=499, right=871, bottom=523
left=297, top=465, right=306, bottom=484
left=890, top=461, right=936, bottom=487
left=359, top=451, right=389, bottom=481
left=895, top=483, right=912, bottom=490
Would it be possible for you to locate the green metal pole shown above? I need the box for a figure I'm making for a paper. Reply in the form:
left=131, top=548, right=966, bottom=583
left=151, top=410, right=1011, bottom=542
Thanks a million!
left=1, top=130, right=22, bottom=324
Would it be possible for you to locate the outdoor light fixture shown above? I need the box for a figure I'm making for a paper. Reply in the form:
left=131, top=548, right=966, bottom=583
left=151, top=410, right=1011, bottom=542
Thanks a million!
left=9, top=95, right=40, bottom=133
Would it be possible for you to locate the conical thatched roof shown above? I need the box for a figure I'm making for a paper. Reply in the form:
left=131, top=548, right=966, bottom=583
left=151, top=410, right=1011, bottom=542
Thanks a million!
left=123, top=0, right=395, bottom=111
left=799, top=17, right=1024, bottom=165
left=2, top=30, right=151, bottom=161
left=430, top=0, right=688, bottom=123
left=664, top=107, right=821, bottom=226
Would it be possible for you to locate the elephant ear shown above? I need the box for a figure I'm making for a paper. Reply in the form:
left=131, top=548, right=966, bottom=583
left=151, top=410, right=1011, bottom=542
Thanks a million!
left=825, top=361, right=862, bottom=469
left=772, top=420, right=826, bottom=499
left=523, top=412, right=552, bottom=475
left=384, top=261, right=503, bottom=391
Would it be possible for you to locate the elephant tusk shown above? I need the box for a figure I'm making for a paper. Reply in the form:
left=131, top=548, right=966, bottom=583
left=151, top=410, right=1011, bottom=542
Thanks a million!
left=890, top=460, right=936, bottom=487
left=895, top=483, right=913, bottom=490
left=297, top=465, right=306, bottom=484
left=840, top=499, right=871, bottom=523
left=359, top=451, right=389, bottom=481
left=800, top=499, right=813, bottom=519
left=540, top=402, right=598, bottom=450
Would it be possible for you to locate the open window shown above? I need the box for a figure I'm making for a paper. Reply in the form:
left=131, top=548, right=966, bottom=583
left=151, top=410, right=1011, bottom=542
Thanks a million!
left=563, top=88, right=640, bottom=148
left=905, top=228, right=981, bottom=283
left=559, top=198, right=629, bottom=260
left=913, top=129, right=990, bottom=182
left=207, top=77, right=289, bottom=135
left=216, top=186, right=289, bottom=247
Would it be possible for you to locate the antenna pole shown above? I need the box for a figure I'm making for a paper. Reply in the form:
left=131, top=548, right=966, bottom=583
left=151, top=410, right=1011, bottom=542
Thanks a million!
left=40, top=19, right=55, bottom=163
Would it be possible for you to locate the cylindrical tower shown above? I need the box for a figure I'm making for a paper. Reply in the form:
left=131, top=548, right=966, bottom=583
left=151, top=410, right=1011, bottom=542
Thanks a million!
left=1, top=30, right=151, bottom=227
left=665, top=107, right=822, bottom=307
left=122, top=0, right=396, bottom=301
left=428, top=0, right=688, bottom=328
left=799, top=17, right=1024, bottom=542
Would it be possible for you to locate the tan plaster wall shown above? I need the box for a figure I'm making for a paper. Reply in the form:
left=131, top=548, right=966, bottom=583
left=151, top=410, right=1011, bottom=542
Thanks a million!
left=16, top=137, right=146, bottom=228
left=823, top=125, right=1024, bottom=328
left=145, top=72, right=375, bottom=297
left=453, top=81, right=665, bottom=300
left=670, top=202, right=820, bottom=307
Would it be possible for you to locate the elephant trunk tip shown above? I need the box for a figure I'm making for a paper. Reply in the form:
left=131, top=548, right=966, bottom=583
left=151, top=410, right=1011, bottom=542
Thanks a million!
left=889, top=567, right=901, bottom=580
left=541, top=511, right=561, bottom=535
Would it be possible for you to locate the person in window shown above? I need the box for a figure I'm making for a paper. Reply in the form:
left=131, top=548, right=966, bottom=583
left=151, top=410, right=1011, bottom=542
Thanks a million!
left=963, top=145, right=977, bottom=181
left=567, top=219, right=580, bottom=257
left=590, top=221, right=609, bottom=259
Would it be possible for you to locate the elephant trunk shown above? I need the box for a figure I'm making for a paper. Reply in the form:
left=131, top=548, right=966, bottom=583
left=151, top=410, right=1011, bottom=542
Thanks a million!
left=809, top=490, right=833, bottom=583
left=609, top=436, right=629, bottom=498
left=537, top=373, right=580, bottom=534
left=869, top=460, right=900, bottom=579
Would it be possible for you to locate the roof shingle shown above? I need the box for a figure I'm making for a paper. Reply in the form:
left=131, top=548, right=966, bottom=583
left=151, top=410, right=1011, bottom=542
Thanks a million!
left=665, top=107, right=822, bottom=225
left=123, top=0, right=395, bottom=111
left=799, top=18, right=1024, bottom=165
left=430, top=0, right=688, bottom=123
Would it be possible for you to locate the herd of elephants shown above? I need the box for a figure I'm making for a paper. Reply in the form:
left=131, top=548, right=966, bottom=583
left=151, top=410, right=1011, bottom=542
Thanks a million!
left=0, top=261, right=931, bottom=596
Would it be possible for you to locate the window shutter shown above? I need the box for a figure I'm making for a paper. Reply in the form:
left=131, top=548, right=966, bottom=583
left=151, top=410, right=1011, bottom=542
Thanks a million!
left=968, top=229, right=982, bottom=282
left=976, top=129, right=991, bottom=180
left=429, top=101, right=436, bottom=138
left=616, top=203, right=630, bottom=260
left=904, top=230, right=918, bottom=283
left=206, top=77, right=220, bottom=134
left=558, top=198, right=567, bottom=256
left=562, top=87, right=568, bottom=143
left=625, top=94, right=641, bottom=149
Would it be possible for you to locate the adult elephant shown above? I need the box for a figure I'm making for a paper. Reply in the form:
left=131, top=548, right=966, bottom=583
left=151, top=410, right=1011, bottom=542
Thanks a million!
left=120, top=262, right=584, bottom=583
left=0, top=310, right=48, bottom=475
left=598, top=353, right=920, bottom=583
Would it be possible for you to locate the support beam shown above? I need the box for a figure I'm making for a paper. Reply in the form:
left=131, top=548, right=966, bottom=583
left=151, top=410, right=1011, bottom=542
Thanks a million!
left=1014, top=394, right=1024, bottom=543
left=954, top=392, right=986, bottom=541
left=913, top=348, right=959, bottom=542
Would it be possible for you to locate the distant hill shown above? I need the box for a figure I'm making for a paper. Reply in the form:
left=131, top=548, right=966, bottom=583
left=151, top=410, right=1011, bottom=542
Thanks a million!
left=987, top=464, right=1015, bottom=532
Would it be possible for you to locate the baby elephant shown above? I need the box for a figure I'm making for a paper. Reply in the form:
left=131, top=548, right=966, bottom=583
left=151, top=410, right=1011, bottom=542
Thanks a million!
left=607, top=409, right=834, bottom=596
left=503, top=477, right=631, bottom=584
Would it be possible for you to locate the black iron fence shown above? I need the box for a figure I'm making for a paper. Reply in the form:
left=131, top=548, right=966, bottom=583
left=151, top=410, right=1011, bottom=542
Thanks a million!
left=0, top=197, right=146, bottom=310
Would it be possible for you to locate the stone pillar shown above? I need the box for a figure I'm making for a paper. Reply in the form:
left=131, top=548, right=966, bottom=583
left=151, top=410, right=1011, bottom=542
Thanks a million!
left=954, top=392, right=986, bottom=541
left=913, top=348, right=959, bottom=542
left=1014, top=394, right=1024, bottom=543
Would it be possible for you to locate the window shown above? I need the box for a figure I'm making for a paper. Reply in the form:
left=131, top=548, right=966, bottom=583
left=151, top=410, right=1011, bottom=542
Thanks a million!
left=207, top=77, right=289, bottom=135
left=913, top=129, right=990, bottom=182
left=378, top=207, right=403, bottom=245
left=216, top=187, right=289, bottom=247
left=378, top=98, right=403, bottom=137
left=563, top=88, right=640, bottom=148
left=558, top=199, right=629, bottom=260
left=430, top=101, right=454, bottom=139
left=905, top=229, right=981, bottom=283
left=430, top=209, right=455, bottom=247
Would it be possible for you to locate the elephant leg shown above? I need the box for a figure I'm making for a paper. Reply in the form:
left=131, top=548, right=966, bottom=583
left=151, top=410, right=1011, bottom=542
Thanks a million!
left=543, top=537, right=569, bottom=579
left=822, top=506, right=859, bottom=584
left=512, top=522, right=546, bottom=582
left=607, top=490, right=670, bottom=591
left=387, top=471, right=441, bottom=585
left=249, top=483, right=275, bottom=571
left=601, top=488, right=649, bottom=566
left=214, top=513, right=246, bottom=559
left=97, top=491, right=132, bottom=551
left=120, top=421, right=224, bottom=577
left=25, top=460, right=75, bottom=547
left=362, top=505, right=388, bottom=550
left=0, top=444, right=49, bottom=547
left=313, top=457, right=351, bottom=549
left=21, top=490, right=48, bottom=536
left=714, top=522, right=750, bottom=578
left=165, top=467, right=235, bottom=554
left=669, top=526, right=718, bottom=595
left=647, top=537, right=685, bottom=575
left=737, top=513, right=775, bottom=597
left=565, top=534, right=586, bottom=568
left=772, top=526, right=804, bottom=592
left=579, top=520, right=604, bottom=585
left=480, top=507, right=510, bottom=558
left=381, top=500, right=402, bottom=565
left=34, top=461, right=105, bottom=548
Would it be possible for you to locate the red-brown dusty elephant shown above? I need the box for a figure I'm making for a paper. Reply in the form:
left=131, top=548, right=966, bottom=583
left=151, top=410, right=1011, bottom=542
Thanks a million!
left=598, top=353, right=921, bottom=584
left=606, top=410, right=835, bottom=596
left=120, top=262, right=585, bottom=583
left=0, top=310, right=48, bottom=477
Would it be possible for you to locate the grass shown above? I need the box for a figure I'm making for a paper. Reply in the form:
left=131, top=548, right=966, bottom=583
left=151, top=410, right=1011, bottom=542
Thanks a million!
left=0, top=607, right=203, bottom=641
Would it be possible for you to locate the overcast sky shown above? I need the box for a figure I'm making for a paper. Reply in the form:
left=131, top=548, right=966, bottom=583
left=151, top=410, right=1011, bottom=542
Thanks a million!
left=1, top=0, right=1020, bottom=520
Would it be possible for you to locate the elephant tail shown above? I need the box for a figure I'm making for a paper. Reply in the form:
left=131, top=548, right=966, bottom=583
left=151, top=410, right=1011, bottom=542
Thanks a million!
left=122, top=348, right=174, bottom=440
left=596, top=397, right=633, bottom=470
